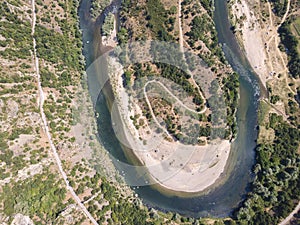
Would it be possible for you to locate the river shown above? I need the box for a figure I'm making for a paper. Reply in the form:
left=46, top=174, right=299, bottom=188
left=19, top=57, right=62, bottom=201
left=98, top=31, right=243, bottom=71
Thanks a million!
left=79, top=0, right=263, bottom=218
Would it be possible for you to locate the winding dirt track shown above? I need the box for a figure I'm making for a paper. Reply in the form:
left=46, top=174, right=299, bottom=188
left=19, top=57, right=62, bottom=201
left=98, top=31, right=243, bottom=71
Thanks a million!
left=144, top=80, right=207, bottom=114
left=143, top=80, right=207, bottom=138
left=31, top=0, right=98, bottom=224
left=266, top=0, right=295, bottom=95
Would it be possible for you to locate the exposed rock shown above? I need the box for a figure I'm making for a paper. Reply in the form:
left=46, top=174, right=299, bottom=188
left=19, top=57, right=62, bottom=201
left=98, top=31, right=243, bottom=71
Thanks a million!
left=7, top=100, right=18, bottom=118
left=11, top=214, right=34, bottom=225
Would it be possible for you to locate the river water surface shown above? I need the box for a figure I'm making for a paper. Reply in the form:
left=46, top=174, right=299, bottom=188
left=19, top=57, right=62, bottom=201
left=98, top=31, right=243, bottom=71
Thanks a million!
left=79, top=0, right=263, bottom=217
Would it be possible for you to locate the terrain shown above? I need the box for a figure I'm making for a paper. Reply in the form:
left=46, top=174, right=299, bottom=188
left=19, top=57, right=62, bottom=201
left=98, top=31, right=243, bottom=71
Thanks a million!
left=0, top=0, right=236, bottom=224
left=0, top=0, right=138, bottom=224
left=0, top=0, right=299, bottom=224
left=99, top=0, right=240, bottom=194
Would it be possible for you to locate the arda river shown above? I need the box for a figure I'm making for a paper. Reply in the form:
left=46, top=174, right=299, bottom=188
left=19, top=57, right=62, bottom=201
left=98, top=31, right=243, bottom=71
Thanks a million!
left=79, top=0, right=266, bottom=217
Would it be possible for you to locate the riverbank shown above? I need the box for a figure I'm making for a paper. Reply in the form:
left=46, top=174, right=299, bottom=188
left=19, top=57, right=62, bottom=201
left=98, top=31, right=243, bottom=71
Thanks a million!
left=228, top=1, right=300, bottom=224
left=229, top=0, right=290, bottom=90
left=96, top=0, right=235, bottom=195
left=230, top=0, right=270, bottom=88
left=104, top=48, right=233, bottom=194
left=138, top=140, right=231, bottom=193
left=83, top=0, right=260, bottom=217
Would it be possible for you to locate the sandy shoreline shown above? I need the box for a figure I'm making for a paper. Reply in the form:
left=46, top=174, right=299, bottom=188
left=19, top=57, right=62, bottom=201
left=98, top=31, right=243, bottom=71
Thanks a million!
left=230, top=0, right=289, bottom=90
left=105, top=52, right=232, bottom=193
left=231, top=0, right=269, bottom=87
left=135, top=139, right=231, bottom=193
left=91, top=11, right=234, bottom=194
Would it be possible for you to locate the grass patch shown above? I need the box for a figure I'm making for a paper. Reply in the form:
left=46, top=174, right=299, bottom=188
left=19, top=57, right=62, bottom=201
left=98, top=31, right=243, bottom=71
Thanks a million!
left=258, top=100, right=270, bottom=125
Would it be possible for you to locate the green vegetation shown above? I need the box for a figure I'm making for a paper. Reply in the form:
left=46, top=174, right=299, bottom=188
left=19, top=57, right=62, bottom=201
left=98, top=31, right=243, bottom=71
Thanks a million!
left=68, top=164, right=152, bottom=225
left=122, top=70, right=132, bottom=87
left=102, top=12, right=115, bottom=35
left=69, top=162, right=219, bottom=225
left=270, top=95, right=280, bottom=104
left=117, top=27, right=129, bottom=45
left=186, top=15, right=226, bottom=65
left=34, top=0, right=85, bottom=147
left=118, top=0, right=238, bottom=141
left=0, top=3, right=32, bottom=60
left=199, top=0, right=213, bottom=15
left=187, top=15, right=214, bottom=47
left=222, top=72, right=239, bottom=138
left=231, top=4, right=300, bottom=221
left=35, top=24, right=82, bottom=71
left=40, top=67, right=74, bottom=88
left=130, top=60, right=204, bottom=109
left=120, top=0, right=176, bottom=42
left=278, top=16, right=300, bottom=78
left=270, top=0, right=288, bottom=17
left=291, top=17, right=300, bottom=36
left=145, top=0, right=174, bottom=41
left=257, top=101, right=270, bottom=124
left=0, top=0, right=86, bottom=222
left=90, top=0, right=111, bottom=19
left=234, top=114, right=300, bottom=224
left=0, top=172, right=67, bottom=224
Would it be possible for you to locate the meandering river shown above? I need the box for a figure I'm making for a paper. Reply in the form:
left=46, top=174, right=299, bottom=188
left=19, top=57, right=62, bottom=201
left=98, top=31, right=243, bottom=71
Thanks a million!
left=79, top=0, right=264, bottom=217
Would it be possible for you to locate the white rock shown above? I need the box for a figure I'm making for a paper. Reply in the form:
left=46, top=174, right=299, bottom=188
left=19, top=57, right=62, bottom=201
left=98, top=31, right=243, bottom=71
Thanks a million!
left=11, top=214, right=34, bottom=225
